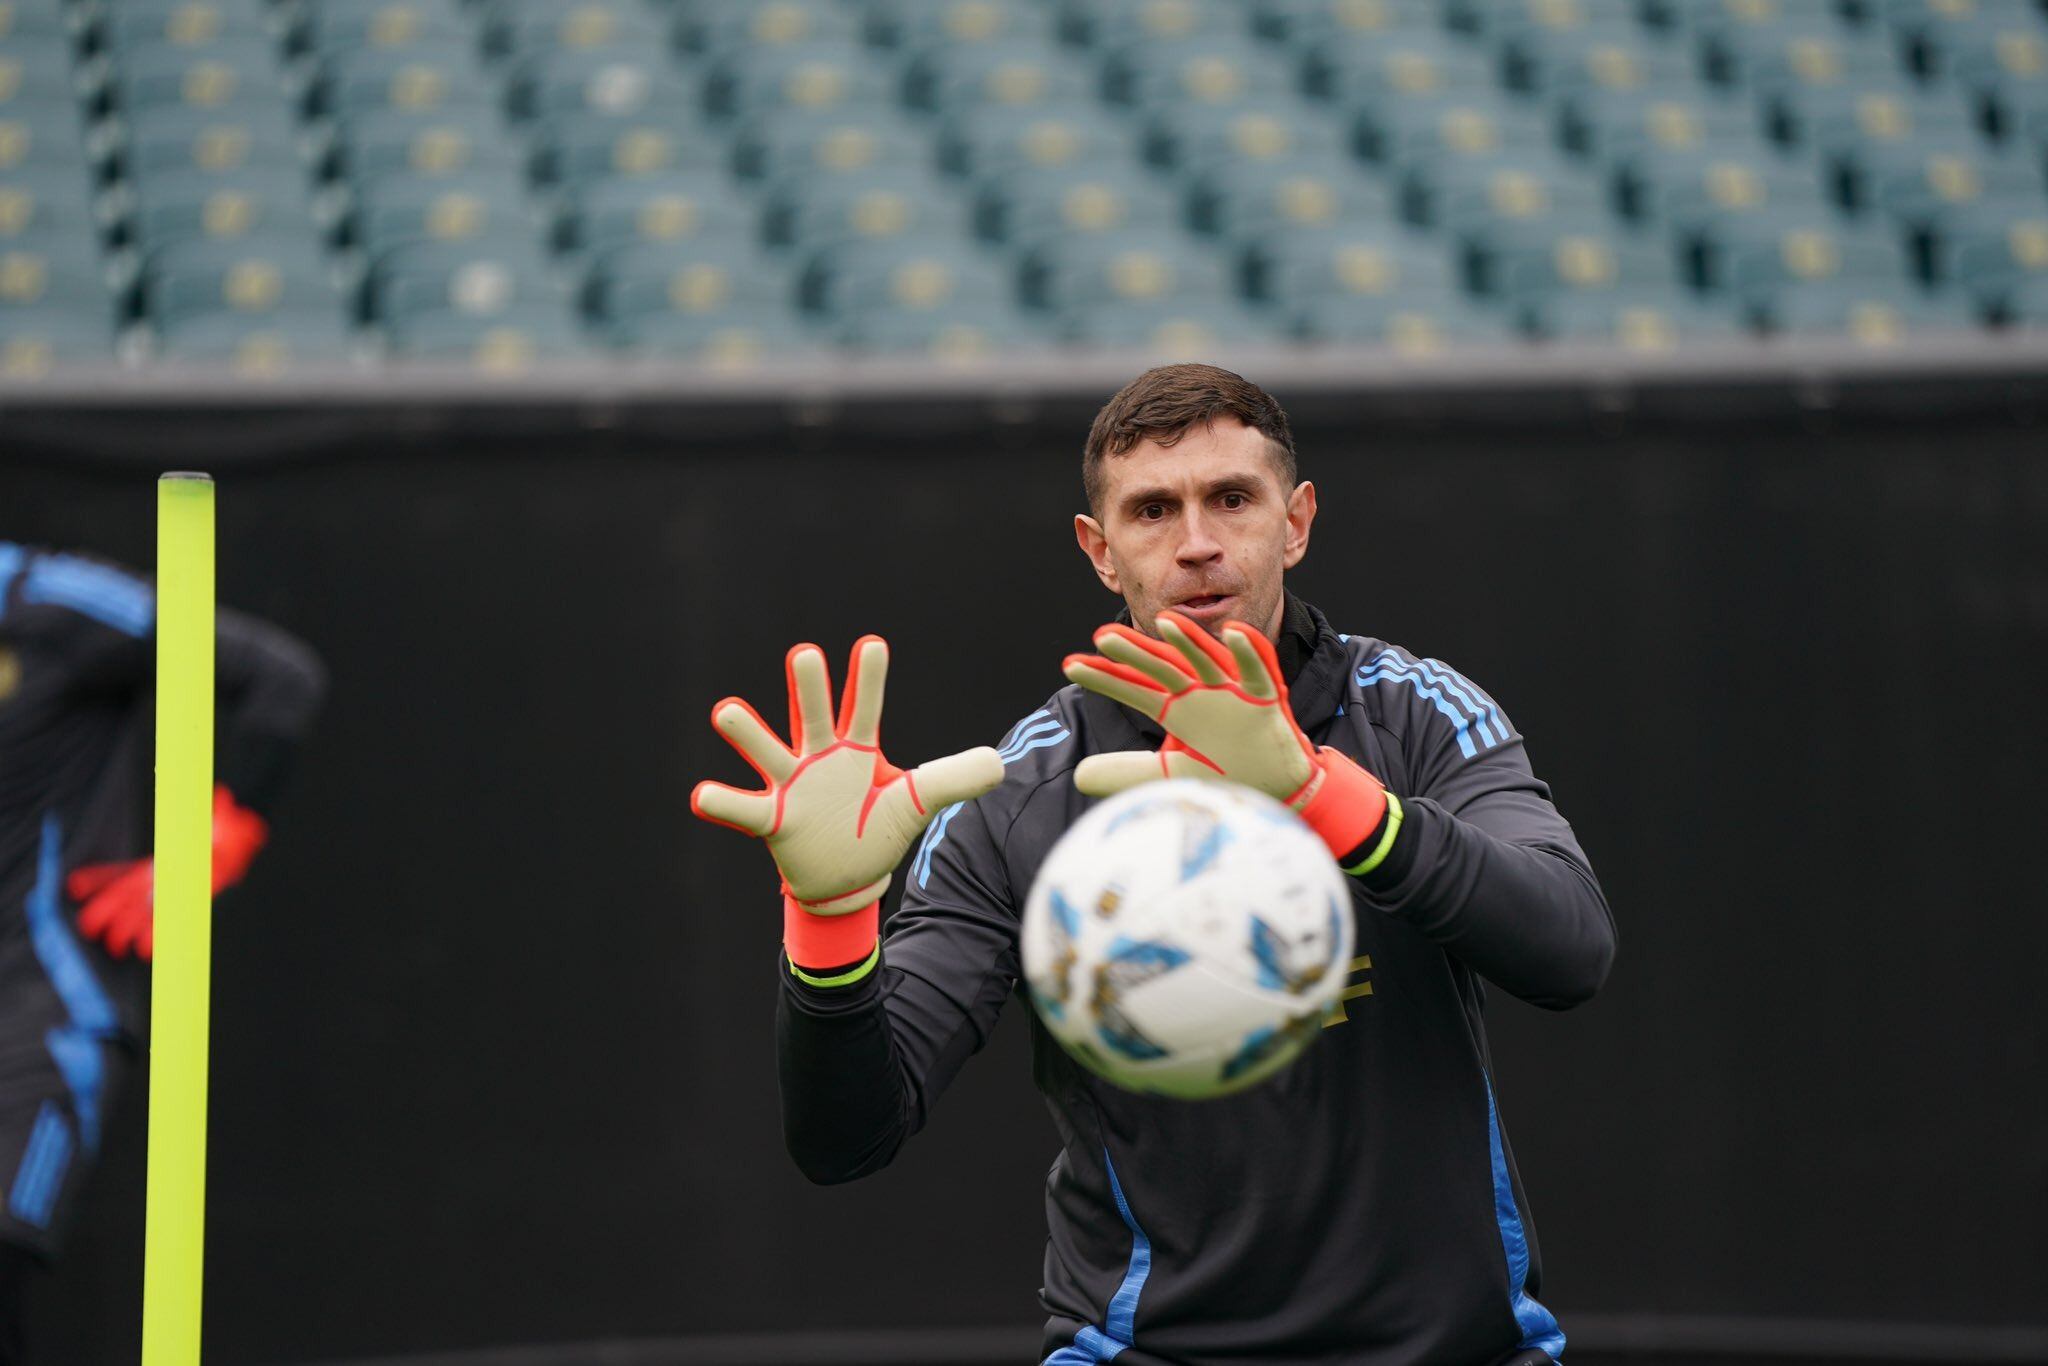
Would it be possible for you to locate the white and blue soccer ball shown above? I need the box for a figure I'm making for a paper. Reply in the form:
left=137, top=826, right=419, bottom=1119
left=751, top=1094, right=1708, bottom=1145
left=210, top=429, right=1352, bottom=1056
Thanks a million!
left=1020, top=779, right=1354, bottom=1100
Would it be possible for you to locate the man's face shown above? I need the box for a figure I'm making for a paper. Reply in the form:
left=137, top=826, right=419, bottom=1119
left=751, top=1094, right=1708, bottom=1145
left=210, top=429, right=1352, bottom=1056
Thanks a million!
left=1074, top=417, right=1316, bottom=642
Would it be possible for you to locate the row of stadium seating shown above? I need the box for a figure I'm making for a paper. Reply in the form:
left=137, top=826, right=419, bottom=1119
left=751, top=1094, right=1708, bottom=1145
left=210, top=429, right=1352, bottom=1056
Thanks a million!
left=0, top=0, right=2045, bottom=373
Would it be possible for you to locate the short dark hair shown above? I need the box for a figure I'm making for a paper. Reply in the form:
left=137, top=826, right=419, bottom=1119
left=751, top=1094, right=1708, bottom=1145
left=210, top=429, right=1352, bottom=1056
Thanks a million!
left=1082, top=364, right=1297, bottom=513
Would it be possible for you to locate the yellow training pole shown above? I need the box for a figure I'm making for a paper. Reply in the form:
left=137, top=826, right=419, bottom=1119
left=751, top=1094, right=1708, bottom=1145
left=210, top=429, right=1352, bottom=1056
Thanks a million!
left=144, top=473, right=216, bottom=1366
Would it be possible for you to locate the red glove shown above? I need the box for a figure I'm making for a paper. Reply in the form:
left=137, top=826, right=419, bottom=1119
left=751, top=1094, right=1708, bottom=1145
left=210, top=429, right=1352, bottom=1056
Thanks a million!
left=65, top=786, right=269, bottom=961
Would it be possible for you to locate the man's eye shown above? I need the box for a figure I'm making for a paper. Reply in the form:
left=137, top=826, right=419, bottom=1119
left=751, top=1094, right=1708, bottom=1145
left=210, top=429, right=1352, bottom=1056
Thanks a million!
left=1220, top=493, right=1247, bottom=510
left=1139, top=505, right=1166, bottom=520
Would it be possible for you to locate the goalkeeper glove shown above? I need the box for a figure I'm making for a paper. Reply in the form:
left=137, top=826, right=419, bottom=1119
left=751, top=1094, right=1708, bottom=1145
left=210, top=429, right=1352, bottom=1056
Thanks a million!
left=1063, top=610, right=1401, bottom=873
left=690, top=634, right=1004, bottom=975
left=66, top=785, right=269, bottom=961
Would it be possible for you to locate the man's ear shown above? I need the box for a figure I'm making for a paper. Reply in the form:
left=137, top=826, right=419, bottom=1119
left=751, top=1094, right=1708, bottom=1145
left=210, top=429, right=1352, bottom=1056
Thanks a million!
left=1281, top=482, right=1316, bottom=570
left=1075, top=513, right=1120, bottom=594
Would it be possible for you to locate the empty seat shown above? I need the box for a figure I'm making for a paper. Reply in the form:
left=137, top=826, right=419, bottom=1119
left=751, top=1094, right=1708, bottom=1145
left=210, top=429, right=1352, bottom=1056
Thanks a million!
left=1308, top=33, right=1500, bottom=105
left=334, top=106, right=521, bottom=182
left=1761, top=280, right=1982, bottom=339
left=1062, top=0, right=1248, bottom=47
left=1255, top=0, right=1443, bottom=47
left=0, top=177, right=91, bottom=248
left=509, top=47, right=701, bottom=120
left=940, top=106, right=1138, bottom=178
left=1295, top=295, right=1513, bottom=349
left=1409, top=155, right=1610, bottom=233
left=1619, top=146, right=1833, bottom=227
left=1504, top=31, right=1702, bottom=97
left=977, top=163, right=1182, bottom=243
left=1023, top=229, right=1233, bottom=310
left=907, top=41, right=1097, bottom=111
left=1525, top=293, right=1747, bottom=344
left=481, top=0, right=664, bottom=56
left=367, top=238, right=558, bottom=321
left=677, top=1, right=861, bottom=55
left=1855, top=140, right=2046, bottom=223
left=770, top=170, right=972, bottom=249
left=142, top=235, right=334, bottom=324
left=318, top=48, right=496, bottom=115
left=1700, top=216, right=1913, bottom=296
left=1936, top=201, right=2048, bottom=302
left=1911, top=8, right=2048, bottom=88
left=0, top=5, right=72, bottom=44
left=126, top=108, right=304, bottom=177
left=1773, top=83, right=1980, bottom=152
left=0, top=114, right=87, bottom=174
left=872, top=0, right=1058, bottom=51
left=1247, top=223, right=1458, bottom=307
left=1149, top=100, right=1347, bottom=172
left=100, top=2, right=270, bottom=52
left=840, top=299, right=1046, bottom=359
left=296, top=1, right=471, bottom=57
left=1471, top=226, right=1679, bottom=299
left=590, top=239, right=794, bottom=327
left=565, top=174, right=756, bottom=254
left=807, top=237, right=1013, bottom=318
left=533, top=112, right=727, bottom=184
left=1706, top=22, right=1904, bottom=92
left=1106, top=38, right=1298, bottom=107
left=1451, top=0, right=1641, bottom=36
left=0, top=49, right=81, bottom=112
left=735, top=107, right=933, bottom=183
left=351, top=172, right=538, bottom=254
left=384, top=305, right=588, bottom=366
left=0, top=244, right=104, bottom=311
left=617, top=312, right=827, bottom=366
left=1358, top=92, right=1555, bottom=166
left=1561, top=87, right=1760, bottom=162
left=1192, top=154, right=1396, bottom=239
left=155, top=308, right=355, bottom=369
left=1058, top=297, right=1284, bottom=349
left=708, top=42, right=896, bottom=118
left=2008, top=273, right=2048, bottom=327
left=109, top=44, right=293, bottom=111
left=0, top=308, right=114, bottom=373
left=128, top=172, right=318, bottom=248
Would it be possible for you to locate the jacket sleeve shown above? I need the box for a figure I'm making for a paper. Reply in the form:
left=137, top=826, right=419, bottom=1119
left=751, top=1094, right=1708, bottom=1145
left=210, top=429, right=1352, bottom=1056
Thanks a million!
left=776, top=786, right=1023, bottom=1185
left=1354, top=671, right=1616, bottom=1011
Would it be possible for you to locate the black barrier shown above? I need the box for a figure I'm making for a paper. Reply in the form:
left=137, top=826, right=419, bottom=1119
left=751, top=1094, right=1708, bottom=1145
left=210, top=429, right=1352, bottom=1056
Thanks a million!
left=4, top=390, right=2046, bottom=1366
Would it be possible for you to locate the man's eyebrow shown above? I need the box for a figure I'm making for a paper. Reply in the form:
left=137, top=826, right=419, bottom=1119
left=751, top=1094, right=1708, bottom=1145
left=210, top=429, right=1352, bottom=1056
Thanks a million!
left=1118, top=473, right=1267, bottom=512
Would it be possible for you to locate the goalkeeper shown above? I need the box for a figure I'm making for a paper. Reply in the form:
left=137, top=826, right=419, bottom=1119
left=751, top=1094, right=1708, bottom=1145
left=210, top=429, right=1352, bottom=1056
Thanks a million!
left=0, top=541, right=325, bottom=1364
left=693, top=365, right=1616, bottom=1366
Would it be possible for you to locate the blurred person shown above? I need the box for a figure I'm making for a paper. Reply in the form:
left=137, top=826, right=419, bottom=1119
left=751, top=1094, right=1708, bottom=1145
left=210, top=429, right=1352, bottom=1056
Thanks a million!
left=694, top=365, right=1616, bottom=1366
left=0, top=541, right=324, bottom=1364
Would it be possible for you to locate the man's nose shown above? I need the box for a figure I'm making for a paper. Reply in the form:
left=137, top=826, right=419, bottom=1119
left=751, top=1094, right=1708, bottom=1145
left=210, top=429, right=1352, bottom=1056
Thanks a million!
left=1177, top=507, right=1223, bottom=565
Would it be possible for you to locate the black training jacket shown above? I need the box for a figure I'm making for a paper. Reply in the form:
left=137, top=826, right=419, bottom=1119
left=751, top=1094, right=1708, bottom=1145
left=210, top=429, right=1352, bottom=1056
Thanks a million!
left=777, top=596, right=1616, bottom=1366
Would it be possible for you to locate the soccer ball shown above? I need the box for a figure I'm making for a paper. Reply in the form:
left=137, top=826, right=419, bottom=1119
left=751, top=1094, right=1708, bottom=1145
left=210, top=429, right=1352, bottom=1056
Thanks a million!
left=1020, top=779, right=1354, bottom=1100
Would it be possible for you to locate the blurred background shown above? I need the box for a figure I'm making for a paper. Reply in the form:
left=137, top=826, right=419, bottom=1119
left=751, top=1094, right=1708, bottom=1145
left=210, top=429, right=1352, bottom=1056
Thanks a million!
left=2, top=0, right=2046, bottom=1363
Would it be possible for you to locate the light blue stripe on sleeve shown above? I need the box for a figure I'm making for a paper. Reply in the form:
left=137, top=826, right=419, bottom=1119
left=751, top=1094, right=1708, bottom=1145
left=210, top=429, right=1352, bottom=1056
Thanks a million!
left=22, top=554, right=155, bottom=637
left=0, top=542, right=23, bottom=622
left=7, top=1101, right=73, bottom=1230
left=1357, top=658, right=1484, bottom=759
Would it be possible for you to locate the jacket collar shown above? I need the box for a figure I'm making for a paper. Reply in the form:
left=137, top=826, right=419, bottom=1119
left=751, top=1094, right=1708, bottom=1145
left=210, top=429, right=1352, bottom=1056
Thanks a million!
left=1085, top=591, right=1349, bottom=746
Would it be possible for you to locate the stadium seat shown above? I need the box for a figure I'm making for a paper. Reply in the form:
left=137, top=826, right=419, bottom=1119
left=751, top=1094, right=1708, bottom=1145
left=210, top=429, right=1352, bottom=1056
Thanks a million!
left=1105, top=38, right=1298, bottom=108
left=295, top=2, right=471, bottom=58
left=367, top=238, right=560, bottom=323
left=589, top=240, right=795, bottom=331
left=1254, top=0, right=1440, bottom=46
left=383, top=305, right=588, bottom=367
left=1407, top=155, right=1610, bottom=234
left=1246, top=223, right=1459, bottom=309
left=564, top=174, right=757, bottom=254
left=108, top=45, right=295, bottom=113
left=1618, top=146, right=1834, bottom=228
left=1705, top=22, right=1905, bottom=94
left=1307, top=33, right=1500, bottom=105
left=1560, top=87, right=1761, bottom=163
left=0, top=177, right=90, bottom=249
left=317, top=48, right=496, bottom=117
left=977, top=164, right=1183, bottom=244
left=616, top=312, right=830, bottom=367
left=481, top=0, right=665, bottom=57
left=1526, top=292, right=1748, bottom=344
left=2008, top=273, right=2048, bottom=327
left=1699, top=215, right=1914, bottom=297
left=350, top=172, right=539, bottom=255
left=707, top=42, right=896, bottom=119
left=838, top=299, right=1048, bottom=360
left=940, top=107, right=1138, bottom=179
left=1192, top=154, right=1397, bottom=239
left=1471, top=225, right=1680, bottom=300
left=1058, top=297, right=1285, bottom=349
left=1772, top=84, right=1981, bottom=154
left=334, top=106, right=522, bottom=182
left=872, top=0, right=1058, bottom=52
left=128, top=174, right=319, bottom=250
left=1761, top=279, right=1983, bottom=340
left=1295, top=294, right=1514, bottom=349
left=1853, top=140, right=2047, bottom=224
left=1061, top=0, right=1249, bottom=47
left=1023, top=229, right=1232, bottom=310
left=770, top=170, right=973, bottom=250
left=677, top=1, right=861, bottom=56
left=1357, top=91, right=1555, bottom=167
left=0, top=308, right=114, bottom=374
left=508, top=48, right=701, bottom=121
left=0, top=115, right=88, bottom=175
left=0, top=49, right=82, bottom=113
left=1450, top=0, right=1641, bottom=37
left=1914, top=10, right=2048, bottom=91
left=734, top=107, right=934, bottom=184
left=1503, top=30, right=1704, bottom=98
left=1936, top=201, right=2048, bottom=303
left=99, top=2, right=270, bottom=53
left=532, top=112, right=727, bottom=185
left=0, top=244, right=104, bottom=314
left=806, top=236, right=1014, bottom=319
left=154, top=309, right=356, bottom=370
left=0, top=4, right=71, bottom=44
left=141, top=235, right=335, bottom=325
left=125, top=108, right=305, bottom=178
left=1148, top=100, right=1347, bottom=172
left=907, top=42, right=1097, bottom=112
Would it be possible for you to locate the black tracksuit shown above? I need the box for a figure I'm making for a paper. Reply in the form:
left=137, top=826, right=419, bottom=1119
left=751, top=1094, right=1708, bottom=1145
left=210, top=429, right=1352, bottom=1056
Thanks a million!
left=779, top=595, right=1615, bottom=1366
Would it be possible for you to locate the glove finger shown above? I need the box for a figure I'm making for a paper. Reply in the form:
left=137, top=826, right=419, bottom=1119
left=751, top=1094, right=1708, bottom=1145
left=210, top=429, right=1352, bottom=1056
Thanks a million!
left=1156, top=611, right=1235, bottom=686
left=66, top=863, right=127, bottom=900
left=103, top=907, right=139, bottom=959
left=905, top=746, right=1004, bottom=813
left=1094, top=625, right=1194, bottom=692
left=785, top=643, right=837, bottom=756
left=690, top=780, right=776, bottom=837
left=711, top=698, right=799, bottom=784
left=838, top=635, right=888, bottom=747
left=1062, top=656, right=1170, bottom=718
left=1221, top=624, right=1281, bottom=701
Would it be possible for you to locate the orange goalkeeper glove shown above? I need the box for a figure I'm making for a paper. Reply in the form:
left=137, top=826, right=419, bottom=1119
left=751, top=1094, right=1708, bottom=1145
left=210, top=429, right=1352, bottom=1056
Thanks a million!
left=1063, top=610, right=1399, bottom=869
left=691, top=634, right=1004, bottom=975
left=65, top=785, right=269, bottom=961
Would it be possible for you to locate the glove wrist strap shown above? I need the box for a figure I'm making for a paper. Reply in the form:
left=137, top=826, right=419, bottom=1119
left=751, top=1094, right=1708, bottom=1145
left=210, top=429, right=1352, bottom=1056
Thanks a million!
left=783, top=895, right=880, bottom=973
left=1296, top=746, right=1389, bottom=859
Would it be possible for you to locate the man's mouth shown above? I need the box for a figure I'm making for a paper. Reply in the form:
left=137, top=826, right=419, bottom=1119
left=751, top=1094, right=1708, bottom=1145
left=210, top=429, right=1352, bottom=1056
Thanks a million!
left=1176, top=594, right=1231, bottom=612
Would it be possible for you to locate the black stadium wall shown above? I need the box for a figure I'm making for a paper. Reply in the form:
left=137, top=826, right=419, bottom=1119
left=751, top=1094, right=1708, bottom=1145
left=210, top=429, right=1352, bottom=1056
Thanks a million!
left=3, top=367, right=2044, bottom=1365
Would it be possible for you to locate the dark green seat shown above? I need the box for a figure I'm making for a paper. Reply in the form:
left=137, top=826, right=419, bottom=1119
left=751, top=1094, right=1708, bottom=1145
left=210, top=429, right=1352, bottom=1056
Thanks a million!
left=707, top=42, right=895, bottom=119
left=129, top=172, right=319, bottom=250
left=509, top=48, right=701, bottom=121
left=678, top=1, right=860, bottom=56
left=1618, top=145, right=1833, bottom=227
left=1561, top=87, right=1759, bottom=164
left=1308, top=33, right=1498, bottom=106
left=1854, top=140, right=2046, bottom=225
left=1470, top=225, right=1679, bottom=300
left=1149, top=99, right=1347, bottom=172
left=142, top=234, right=335, bottom=325
left=976, top=163, right=1182, bottom=244
left=350, top=172, right=538, bottom=256
left=565, top=173, right=757, bottom=254
left=590, top=239, right=793, bottom=328
left=1106, top=37, right=1297, bottom=108
left=1193, top=153, right=1396, bottom=240
left=317, top=47, right=496, bottom=116
left=110, top=43, right=293, bottom=112
left=1936, top=201, right=2048, bottom=305
left=1247, top=223, right=1458, bottom=309
left=806, top=236, right=1013, bottom=318
left=335, top=106, right=521, bottom=182
left=770, top=170, right=972, bottom=251
left=1058, top=297, right=1285, bottom=349
left=368, top=237, right=560, bottom=322
left=126, top=107, right=304, bottom=177
left=1504, top=29, right=1701, bottom=98
left=908, top=41, right=1096, bottom=111
left=533, top=111, right=727, bottom=185
left=734, top=107, right=932, bottom=183
left=1761, top=279, right=1983, bottom=340
left=481, top=0, right=665, bottom=57
left=383, top=305, right=589, bottom=366
left=872, top=0, right=1057, bottom=52
left=1358, top=92, right=1554, bottom=168
left=940, top=106, right=1137, bottom=178
left=1698, top=214, right=1913, bottom=297
left=1061, top=0, right=1248, bottom=48
left=296, top=2, right=470, bottom=58
left=1023, top=228, right=1232, bottom=310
